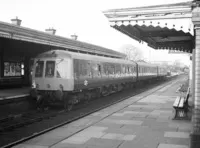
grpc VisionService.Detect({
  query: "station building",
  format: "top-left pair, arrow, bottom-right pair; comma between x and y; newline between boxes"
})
0,18 -> 125,87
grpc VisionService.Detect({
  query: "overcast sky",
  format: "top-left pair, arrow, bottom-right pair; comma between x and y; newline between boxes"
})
0,0 -> 192,66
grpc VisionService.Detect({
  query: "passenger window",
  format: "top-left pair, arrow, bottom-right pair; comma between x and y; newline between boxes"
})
103,63 -> 109,75
92,63 -> 98,77
108,64 -> 115,75
116,64 -> 121,74
87,62 -> 91,76
122,65 -> 125,74
45,61 -> 55,77
98,64 -> 101,75
79,60 -> 87,76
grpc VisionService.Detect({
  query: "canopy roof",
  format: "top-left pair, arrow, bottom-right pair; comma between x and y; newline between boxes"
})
103,1 -> 194,53
0,21 -> 125,58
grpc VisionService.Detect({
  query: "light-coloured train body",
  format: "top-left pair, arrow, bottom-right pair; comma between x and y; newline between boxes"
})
31,50 -> 167,110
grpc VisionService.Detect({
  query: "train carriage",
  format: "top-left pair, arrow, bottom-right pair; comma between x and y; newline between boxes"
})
31,49 -> 168,111
31,50 -> 138,110
136,62 -> 158,81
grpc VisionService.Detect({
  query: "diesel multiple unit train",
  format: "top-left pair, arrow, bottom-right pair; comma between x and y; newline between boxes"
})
31,49 -> 167,110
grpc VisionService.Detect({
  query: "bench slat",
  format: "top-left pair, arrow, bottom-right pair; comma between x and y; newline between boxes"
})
173,97 -> 181,107
178,97 -> 184,108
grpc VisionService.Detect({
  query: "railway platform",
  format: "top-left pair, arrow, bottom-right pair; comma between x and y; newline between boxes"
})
0,87 -> 30,102
0,87 -> 31,117
13,77 -> 191,148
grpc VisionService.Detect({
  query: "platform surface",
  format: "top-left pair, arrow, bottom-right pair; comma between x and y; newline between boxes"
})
14,77 -> 191,148
0,87 -> 30,100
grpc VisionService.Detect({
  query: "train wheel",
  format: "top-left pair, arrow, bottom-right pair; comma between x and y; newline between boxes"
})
63,92 -> 70,111
101,86 -> 108,97
96,88 -> 101,98
67,104 -> 74,111
85,92 -> 92,104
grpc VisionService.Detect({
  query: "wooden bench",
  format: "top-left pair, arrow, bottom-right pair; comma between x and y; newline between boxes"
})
173,87 -> 190,120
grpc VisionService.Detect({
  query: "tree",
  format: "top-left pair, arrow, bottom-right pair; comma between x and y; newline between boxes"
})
120,44 -> 143,61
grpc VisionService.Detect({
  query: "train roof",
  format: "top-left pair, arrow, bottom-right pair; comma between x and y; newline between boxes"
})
35,50 -> 137,65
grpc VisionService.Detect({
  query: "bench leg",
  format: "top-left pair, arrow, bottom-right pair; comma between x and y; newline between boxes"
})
178,110 -> 185,118
173,108 -> 178,120
173,109 -> 188,120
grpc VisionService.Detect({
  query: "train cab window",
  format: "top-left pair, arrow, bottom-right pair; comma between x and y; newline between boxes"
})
45,61 -> 55,77
56,60 -> 68,78
35,61 -> 44,77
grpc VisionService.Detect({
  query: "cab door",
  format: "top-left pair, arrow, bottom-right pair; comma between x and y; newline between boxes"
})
73,59 -> 79,90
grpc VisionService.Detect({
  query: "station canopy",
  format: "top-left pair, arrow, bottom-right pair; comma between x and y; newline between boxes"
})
103,1 -> 194,53
0,20 -> 125,58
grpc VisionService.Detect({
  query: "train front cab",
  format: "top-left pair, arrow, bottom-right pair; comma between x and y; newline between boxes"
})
31,52 -> 74,104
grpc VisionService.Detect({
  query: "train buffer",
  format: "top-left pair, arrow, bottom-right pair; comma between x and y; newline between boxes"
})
173,87 -> 190,120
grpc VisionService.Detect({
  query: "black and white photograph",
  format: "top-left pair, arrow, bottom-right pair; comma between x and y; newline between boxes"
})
0,0 -> 198,148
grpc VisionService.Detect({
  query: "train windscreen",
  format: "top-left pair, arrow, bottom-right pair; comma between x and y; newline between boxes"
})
45,61 -> 55,77
56,59 -> 68,78
35,61 -> 44,77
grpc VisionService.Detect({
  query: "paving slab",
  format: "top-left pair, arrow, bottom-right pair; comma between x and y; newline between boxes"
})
158,143 -> 188,148
13,77 -> 191,148
84,138 -> 123,148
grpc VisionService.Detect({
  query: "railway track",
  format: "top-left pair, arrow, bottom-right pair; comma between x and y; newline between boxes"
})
0,110 -> 64,132
0,76 -> 178,148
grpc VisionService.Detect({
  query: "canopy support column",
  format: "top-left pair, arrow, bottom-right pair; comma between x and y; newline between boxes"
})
192,48 -> 196,107
191,6 -> 200,148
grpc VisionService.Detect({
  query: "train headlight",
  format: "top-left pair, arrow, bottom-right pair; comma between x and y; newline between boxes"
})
47,84 -> 51,88
59,84 -> 64,91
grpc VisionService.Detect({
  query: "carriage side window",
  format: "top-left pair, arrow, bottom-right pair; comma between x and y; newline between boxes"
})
108,63 -> 115,75
45,61 -> 55,77
122,65 -> 126,74
115,64 -> 121,75
91,63 -> 98,77
35,61 -> 44,77
87,62 -> 92,77
80,60 -> 87,76
103,63 -> 108,75
98,64 -> 101,75
127,66 -> 130,73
